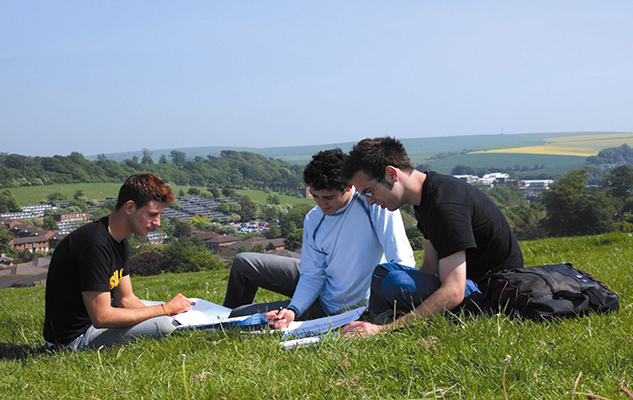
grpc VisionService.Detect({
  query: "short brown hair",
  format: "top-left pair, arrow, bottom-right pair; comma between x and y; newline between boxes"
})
115,173 -> 175,210
344,136 -> 414,181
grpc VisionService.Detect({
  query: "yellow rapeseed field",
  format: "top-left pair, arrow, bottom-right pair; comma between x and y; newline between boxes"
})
473,133 -> 633,157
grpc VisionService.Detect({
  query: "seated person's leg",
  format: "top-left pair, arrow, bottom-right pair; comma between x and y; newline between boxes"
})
380,267 -> 441,314
372,265 -> 481,322
369,263 -> 415,316
229,300 -> 290,318
296,300 -> 327,321
78,316 -> 178,350
229,298 -> 328,320
223,253 -> 300,309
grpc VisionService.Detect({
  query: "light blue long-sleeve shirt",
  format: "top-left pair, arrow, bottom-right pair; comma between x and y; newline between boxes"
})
288,191 -> 415,316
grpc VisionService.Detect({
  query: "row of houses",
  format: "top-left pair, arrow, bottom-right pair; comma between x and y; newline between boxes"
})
0,217 -> 65,253
195,230 -> 286,253
0,257 -> 50,289
453,173 -> 553,200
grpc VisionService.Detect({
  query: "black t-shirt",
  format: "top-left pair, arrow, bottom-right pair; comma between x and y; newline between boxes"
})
43,217 -> 129,345
414,171 -> 523,282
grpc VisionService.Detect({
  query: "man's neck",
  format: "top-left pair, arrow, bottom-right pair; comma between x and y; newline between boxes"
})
404,170 -> 427,207
339,189 -> 354,208
107,211 -> 131,243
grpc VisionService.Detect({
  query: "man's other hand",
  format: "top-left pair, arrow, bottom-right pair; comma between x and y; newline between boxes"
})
341,321 -> 386,337
163,293 -> 194,316
264,308 -> 295,329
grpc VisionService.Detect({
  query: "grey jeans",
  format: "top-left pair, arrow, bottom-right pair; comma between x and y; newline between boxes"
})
223,252 -> 327,320
48,313 -> 178,351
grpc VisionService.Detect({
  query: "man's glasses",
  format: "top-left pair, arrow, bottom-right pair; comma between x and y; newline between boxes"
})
362,176 -> 383,198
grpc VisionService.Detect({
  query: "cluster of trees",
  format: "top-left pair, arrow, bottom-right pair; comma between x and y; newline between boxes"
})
0,190 -> 20,213
586,144 -> 633,165
0,149 -> 304,190
497,165 -> 633,240
127,235 -> 224,276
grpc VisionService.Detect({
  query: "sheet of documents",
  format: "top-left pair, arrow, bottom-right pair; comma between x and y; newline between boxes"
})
173,298 -> 232,327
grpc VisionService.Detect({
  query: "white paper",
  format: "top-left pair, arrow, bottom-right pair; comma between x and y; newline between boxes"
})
281,336 -> 321,349
173,298 -> 232,327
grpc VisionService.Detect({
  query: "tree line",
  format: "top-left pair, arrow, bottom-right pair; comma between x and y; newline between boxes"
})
0,149 -> 304,189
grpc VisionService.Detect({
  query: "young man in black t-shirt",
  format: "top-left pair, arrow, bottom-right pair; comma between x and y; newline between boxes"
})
44,174 -> 194,350
341,137 -> 523,336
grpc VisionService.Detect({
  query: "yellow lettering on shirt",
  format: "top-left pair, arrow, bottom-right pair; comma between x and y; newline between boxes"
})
109,268 -> 124,290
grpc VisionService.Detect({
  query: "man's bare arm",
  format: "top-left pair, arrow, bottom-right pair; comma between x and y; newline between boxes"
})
418,240 -> 439,274
112,275 -> 146,309
83,276 -> 194,329
343,250 -> 467,337
390,251 -> 467,326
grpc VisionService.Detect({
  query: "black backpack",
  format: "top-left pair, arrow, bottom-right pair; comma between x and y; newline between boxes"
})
479,263 -> 619,320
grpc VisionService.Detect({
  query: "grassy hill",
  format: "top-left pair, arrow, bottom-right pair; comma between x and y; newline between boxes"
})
428,153 -> 586,175
90,131 -> 627,166
1,232 -> 631,399
8,183 -> 192,206
7,184 -> 312,208
87,131 -> 632,179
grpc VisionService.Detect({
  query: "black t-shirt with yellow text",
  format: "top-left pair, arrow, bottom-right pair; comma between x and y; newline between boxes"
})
43,217 -> 129,345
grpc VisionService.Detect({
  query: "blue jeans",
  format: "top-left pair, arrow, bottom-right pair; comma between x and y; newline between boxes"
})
369,263 -> 480,316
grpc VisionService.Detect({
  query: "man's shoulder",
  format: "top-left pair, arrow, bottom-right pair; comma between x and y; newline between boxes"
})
64,219 -> 110,249
70,219 -> 104,237
303,204 -> 323,223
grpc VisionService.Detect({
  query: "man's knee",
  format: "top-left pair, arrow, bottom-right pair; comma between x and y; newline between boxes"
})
152,316 -> 179,335
229,253 -> 259,279
381,271 -> 413,303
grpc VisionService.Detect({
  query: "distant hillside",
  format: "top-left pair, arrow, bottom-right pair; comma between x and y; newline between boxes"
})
88,131 -> 619,166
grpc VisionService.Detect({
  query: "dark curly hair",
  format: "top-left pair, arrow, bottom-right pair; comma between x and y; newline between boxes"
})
344,136 -> 414,181
303,148 -> 348,192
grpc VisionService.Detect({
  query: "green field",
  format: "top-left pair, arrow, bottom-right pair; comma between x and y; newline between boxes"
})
93,131 -> 624,165
7,183 -> 191,206
429,153 -> 587,175
237,189 -> 314,206
1,232 -> 631,399
6,184 -> 309,208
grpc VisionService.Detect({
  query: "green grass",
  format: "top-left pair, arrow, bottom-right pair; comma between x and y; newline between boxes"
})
429,153 -> 586,175
1,233 -> 632,399
8,183 -> 192,206
237,189 -> 314,206
7,184 -> 308,208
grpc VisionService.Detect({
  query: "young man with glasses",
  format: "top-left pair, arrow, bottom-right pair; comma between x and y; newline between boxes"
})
223,148 -> 415,328
341,137 -> 523,336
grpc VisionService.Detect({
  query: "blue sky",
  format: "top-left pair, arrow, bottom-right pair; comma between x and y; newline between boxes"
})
1,1 -> 632,157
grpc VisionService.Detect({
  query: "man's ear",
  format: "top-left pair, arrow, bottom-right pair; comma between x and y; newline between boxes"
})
123,200 -> 137,216
385,166 -> 399,183
345,183 -> 353,192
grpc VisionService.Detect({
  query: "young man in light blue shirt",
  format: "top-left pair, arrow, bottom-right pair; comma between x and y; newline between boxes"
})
223,148 -> 415,328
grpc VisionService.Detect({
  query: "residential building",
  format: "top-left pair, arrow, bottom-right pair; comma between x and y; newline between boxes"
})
0,256 -> 13,269
204,235 -> 242,251
227,237 -> 285,252
11,236 -> 50,253
0,258 -> 50,289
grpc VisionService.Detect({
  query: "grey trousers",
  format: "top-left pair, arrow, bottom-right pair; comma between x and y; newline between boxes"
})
57,315 -> 178,351
223,252 -> 327,320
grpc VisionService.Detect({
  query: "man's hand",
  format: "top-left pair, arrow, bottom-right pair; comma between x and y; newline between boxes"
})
264,308 -> 295,329
162,293 -> 194,316
341,321 -> 387,337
